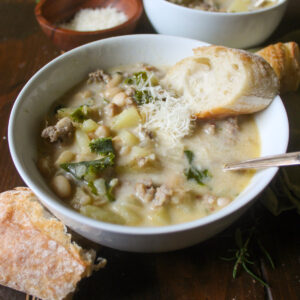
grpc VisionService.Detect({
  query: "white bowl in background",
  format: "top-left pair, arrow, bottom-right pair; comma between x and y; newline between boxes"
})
143,0 -> 288,49
8,34 -> 289,252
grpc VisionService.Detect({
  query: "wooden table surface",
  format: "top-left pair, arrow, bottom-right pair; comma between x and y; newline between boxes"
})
0,1 -> 300,299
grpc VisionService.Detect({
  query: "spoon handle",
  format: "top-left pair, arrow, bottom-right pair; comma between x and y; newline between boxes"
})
224,151 -> 300,171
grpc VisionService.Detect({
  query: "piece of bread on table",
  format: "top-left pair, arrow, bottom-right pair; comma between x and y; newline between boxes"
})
0,187 -> 106,300
163,45 -> 279,119
256,42 -> 300,93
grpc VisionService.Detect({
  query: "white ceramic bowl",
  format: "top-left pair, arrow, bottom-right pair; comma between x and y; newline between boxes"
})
143,0 -> 288,49
8,34 -> 288,252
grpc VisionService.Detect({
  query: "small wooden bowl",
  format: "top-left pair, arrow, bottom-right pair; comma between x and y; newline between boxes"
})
35,0 -> 143,51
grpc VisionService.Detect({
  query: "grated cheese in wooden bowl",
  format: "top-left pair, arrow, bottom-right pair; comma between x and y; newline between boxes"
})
59,7 -> 128,32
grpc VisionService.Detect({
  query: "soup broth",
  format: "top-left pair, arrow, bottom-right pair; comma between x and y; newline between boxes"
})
167,0 -> 278,12
37,63 -> 260,226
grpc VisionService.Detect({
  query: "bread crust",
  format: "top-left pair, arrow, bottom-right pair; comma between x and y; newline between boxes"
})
0,187 -> 105,300
256,42 -> 300,93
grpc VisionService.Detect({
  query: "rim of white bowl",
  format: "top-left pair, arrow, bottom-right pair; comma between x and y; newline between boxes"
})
158,0 -> 288,16
8,34 -> 289,236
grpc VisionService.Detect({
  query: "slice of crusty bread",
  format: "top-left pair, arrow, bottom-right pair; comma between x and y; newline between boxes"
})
0,187 -> 106,300
256,42 -> 300,94
163,45 -> 279,119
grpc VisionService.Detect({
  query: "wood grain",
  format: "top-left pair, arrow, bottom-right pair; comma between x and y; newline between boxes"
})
0,0 -> 299,299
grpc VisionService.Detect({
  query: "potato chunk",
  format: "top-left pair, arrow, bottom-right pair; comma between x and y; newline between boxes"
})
75,129 -> 90,154
82,119 -> 98,133
111,107 -> 141,130
119,130 -> 139,147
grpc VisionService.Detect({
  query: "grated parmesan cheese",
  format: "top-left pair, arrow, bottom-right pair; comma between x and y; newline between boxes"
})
59,7 -> 128,32
138,73 -> 195,145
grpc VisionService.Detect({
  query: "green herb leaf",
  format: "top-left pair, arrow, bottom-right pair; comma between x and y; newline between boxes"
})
258,239 -> 275,270
70,106 -> 89,123
88,178 -> 115,201
105,181 -> 115,202
184,150 -> 194,164
185,167 -> 210,185
220,227 -> 274,287
242,262 -> 269,287
124,71 -> 159,105
125,71 -> 148,86
60,155 -> 114,182
88,181 -> 98,195
89,138 -> 114,155
134,90 -> 153,105
184,149 -> 210,185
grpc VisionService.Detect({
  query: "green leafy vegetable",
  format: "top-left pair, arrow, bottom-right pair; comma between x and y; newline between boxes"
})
185,167 -> 210,186
70,106 -> 89,123
60,155 -> 114,182
124,71 -> 148,86
88,181 -> 98,195
184,150 -> 210,185
88,178 -> 115,202
134,90 -> 154,105
89,138 -> 114,155
105,181 -> 115,202
184,150 -> 194,164
124,71 -> 159,105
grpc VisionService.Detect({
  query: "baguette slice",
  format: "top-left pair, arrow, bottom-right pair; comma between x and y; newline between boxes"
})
0,187 -> 106,300
163,46 -> 279,119
256,42 -> 300,94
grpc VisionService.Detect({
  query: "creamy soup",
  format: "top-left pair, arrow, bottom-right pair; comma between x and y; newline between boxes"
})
37,64 -> 260,226
167,0 -> 278,12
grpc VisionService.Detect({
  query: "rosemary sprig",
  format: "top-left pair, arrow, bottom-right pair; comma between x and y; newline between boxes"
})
221,227 -> 275,287
257,239 -> 275,270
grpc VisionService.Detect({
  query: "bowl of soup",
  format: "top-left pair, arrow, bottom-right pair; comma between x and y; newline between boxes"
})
8,34 -> 289,252
143,0 -> 288,49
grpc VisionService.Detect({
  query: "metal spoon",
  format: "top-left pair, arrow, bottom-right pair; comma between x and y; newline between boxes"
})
223,151 -> 300,171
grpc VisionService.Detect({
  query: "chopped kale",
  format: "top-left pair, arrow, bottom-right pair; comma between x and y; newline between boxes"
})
89,138 -> 114,155
88,181 -> 98,195
105,181 -> 115,202
57,105 -> 89,122
185,167 -> 210,186
124,71 -> 148,86
124,71 -> 159,105
70,106 -> 89,123
88,179 -> 115,202
60,155 -> 114,182
184,150 -> 211,185
184,150 -> 194,164
133,90 -> 154,105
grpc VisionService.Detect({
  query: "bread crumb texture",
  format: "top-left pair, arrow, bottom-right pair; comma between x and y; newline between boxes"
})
163,45 -> 279,119
0,187 -> 101,300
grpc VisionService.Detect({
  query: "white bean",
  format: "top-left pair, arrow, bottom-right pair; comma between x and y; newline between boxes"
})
106,73 -> 123,89
112,92 -> 127,107
37,157 -> 51,176
95,125 -> 110,138
52,175 -> 72,198
104,87 -> 122,99
104,103 -> 120,117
